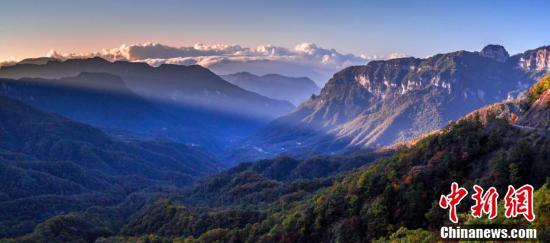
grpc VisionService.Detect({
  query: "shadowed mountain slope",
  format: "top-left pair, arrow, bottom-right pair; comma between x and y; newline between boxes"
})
0,71 -> 285,155
0,57 -> 294,119
0,96 -> 221,237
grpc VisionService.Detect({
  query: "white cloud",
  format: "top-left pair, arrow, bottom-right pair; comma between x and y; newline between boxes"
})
33,42 -> 402,85
360,52 -> 410,60
386,52 -> 410,59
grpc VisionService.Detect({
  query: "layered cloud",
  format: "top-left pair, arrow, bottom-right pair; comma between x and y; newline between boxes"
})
40,42 -> 405,84
360,52 -> 409,60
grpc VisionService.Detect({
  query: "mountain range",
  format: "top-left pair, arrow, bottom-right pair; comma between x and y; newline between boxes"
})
8,75 -> 549,242
2,45 -> 548,164
0,59 -> 297,156
0,72 -> 266,154
221,72 -> 320,105
0,57 -> 294,119
231,45 -> 550,161
0,72 -> 173,132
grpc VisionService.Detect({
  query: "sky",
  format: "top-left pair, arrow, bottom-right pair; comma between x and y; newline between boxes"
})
1,0 -> 549,62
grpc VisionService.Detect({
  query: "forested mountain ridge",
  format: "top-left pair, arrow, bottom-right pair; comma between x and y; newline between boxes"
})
0,96 -> 221,238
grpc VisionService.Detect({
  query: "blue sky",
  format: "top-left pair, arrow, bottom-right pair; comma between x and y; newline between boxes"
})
1,0 -> 548,61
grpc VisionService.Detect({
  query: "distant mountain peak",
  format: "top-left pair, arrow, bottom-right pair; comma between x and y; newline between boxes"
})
262,73 -> 292,78
234,71 -> 258,77
57,56 -> 112,65
221,72 -> 320,105
480,44 -> 510,62
18,57 -> 58,65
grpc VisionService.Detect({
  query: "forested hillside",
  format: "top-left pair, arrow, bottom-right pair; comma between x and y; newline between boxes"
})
9,76 -> 549,242
0,96 -> 221,238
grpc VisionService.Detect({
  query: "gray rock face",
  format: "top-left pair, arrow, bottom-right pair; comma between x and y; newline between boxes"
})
234,45 -> 549,160
513,46 -> 550,74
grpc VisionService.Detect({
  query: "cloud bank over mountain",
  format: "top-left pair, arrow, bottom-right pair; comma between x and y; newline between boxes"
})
38,43 -> 404,85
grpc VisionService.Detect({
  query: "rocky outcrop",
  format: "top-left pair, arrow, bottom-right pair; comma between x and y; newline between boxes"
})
512,45 -> 550,78
233,45 -> 548,160
480,44 -> 510,63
